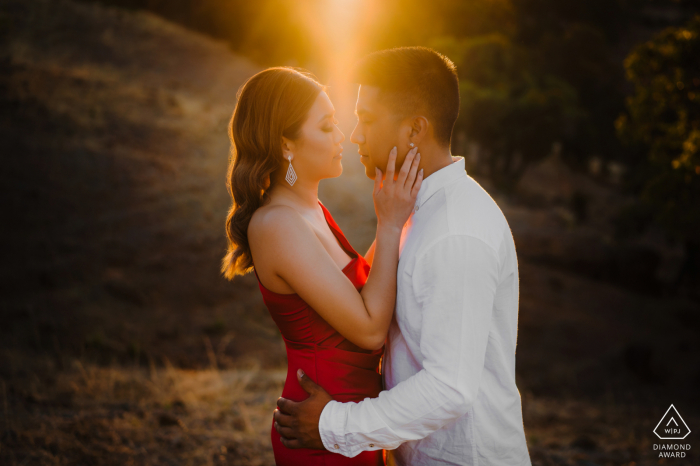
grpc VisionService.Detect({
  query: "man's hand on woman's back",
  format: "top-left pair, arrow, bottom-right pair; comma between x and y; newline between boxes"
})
274,369 -> 331,450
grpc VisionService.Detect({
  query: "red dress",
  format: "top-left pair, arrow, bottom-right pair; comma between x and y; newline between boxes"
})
254,201 -> 385,466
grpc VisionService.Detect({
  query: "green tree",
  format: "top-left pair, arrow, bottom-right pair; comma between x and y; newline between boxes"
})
615,14 -> 700,289
371,0 -> 632,191
432,34 -> 582,193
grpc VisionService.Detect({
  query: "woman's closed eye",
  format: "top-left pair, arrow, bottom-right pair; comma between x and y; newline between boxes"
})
322,118 -> 340,132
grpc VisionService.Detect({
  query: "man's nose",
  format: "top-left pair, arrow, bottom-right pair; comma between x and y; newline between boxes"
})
350,123 -> 363,145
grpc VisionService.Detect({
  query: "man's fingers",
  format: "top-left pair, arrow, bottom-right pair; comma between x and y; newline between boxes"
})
275,421 -> 297,440
396,146 -> 418,186
276,397 -> 299,415
273,408 -> 294,427
384,146 -> 397,183
297,369 -> 321,395
404,151 -> 421,189
280,436 -> 303,449
411,168 -> 424,198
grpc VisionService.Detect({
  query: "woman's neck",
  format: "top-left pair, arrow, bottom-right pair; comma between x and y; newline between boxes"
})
270,175 -> 320,211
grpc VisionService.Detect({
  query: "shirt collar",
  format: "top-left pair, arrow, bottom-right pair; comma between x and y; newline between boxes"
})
415,156 -> 466,209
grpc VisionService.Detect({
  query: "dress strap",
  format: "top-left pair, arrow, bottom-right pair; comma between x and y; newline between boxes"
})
318,201 -> 360,259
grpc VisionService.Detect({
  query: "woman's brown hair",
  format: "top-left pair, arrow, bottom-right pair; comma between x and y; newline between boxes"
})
221,67 -> 324,279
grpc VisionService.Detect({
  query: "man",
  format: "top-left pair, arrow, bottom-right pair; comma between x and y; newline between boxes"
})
273,46 -> 532,465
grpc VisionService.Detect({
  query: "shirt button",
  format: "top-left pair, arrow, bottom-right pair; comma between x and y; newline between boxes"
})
334,444 -> 339,449
415,204 -> 420,212
369,444 -> 374,447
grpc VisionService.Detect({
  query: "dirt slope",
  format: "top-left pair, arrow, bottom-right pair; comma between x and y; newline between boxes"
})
0,0 -> 282,368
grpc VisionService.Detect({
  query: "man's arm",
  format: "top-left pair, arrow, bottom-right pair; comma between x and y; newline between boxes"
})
319,234 -> 499,456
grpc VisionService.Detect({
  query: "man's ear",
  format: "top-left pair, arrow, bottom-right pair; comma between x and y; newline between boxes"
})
408,115 -> 429,146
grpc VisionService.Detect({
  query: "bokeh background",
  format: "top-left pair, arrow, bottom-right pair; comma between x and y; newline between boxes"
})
1,0 -> 699,464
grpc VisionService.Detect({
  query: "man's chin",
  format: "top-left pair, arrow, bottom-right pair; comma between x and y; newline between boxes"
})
359,157 -> 374,179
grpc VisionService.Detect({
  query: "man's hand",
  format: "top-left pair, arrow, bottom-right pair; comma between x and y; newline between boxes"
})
273,369 -> 333,450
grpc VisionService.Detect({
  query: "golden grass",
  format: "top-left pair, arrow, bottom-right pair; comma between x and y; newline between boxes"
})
3,356 -> 285,465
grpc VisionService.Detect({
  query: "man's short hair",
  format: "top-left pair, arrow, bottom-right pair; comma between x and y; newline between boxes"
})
352,46 -> 460,147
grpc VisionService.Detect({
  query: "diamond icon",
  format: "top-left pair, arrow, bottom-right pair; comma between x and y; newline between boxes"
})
653,404 -> 691,439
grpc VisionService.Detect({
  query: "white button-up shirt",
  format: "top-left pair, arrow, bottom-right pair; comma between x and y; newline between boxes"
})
319,156 -> 531,465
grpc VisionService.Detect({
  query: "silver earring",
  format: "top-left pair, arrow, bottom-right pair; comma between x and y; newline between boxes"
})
285,155 -> 297,186
409,142 -> 415,148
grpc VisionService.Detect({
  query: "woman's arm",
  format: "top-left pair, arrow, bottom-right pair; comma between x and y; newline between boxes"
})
253,147 -> 422,351
363,239 -> 376,266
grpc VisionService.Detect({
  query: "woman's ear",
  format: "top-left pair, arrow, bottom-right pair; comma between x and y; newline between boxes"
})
281,137 -> 294,161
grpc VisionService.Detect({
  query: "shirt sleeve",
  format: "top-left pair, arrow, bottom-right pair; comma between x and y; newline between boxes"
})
318,234 -> 500,457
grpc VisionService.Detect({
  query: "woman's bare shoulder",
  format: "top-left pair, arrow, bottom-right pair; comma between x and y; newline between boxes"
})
248,202 -> 328,279
248,203 -> 310,243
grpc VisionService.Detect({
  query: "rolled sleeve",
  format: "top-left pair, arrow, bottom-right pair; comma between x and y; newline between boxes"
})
316,235 -> 500,456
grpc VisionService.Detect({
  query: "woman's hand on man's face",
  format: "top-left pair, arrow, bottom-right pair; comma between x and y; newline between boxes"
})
372,145 -> 423,230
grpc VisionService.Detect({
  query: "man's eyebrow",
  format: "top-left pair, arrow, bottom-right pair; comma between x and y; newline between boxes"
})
355,108 -> 371,117
317,112 -> 335,123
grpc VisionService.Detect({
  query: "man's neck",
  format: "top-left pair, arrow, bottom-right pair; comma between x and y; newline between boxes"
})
417,143 -> 454,179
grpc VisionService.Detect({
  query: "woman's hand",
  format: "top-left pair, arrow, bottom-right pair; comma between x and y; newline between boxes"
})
373,146 -> 423,230
249,145 -> 422,352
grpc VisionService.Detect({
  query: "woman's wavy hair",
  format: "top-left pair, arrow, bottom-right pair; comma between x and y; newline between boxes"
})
221,67 -> 324,279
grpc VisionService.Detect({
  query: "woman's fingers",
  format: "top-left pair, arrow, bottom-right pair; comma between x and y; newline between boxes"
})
396,146 -> 418,186
404,151 -> 421,190
384,146 -> 397,184
410,168 -> 424,198
373,167 -> 382,195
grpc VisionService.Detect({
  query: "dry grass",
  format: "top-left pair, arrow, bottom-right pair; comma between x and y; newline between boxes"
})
3,355 -> 699,465
2,356 -> 285,465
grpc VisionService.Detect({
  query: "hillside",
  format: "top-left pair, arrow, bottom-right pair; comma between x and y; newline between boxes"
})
0,0 -> 282,368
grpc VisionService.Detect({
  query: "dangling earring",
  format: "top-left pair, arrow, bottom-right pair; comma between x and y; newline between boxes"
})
285,155 -> 297,186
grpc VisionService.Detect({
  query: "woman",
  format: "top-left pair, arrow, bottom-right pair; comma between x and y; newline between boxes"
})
221,67 -> 422,466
